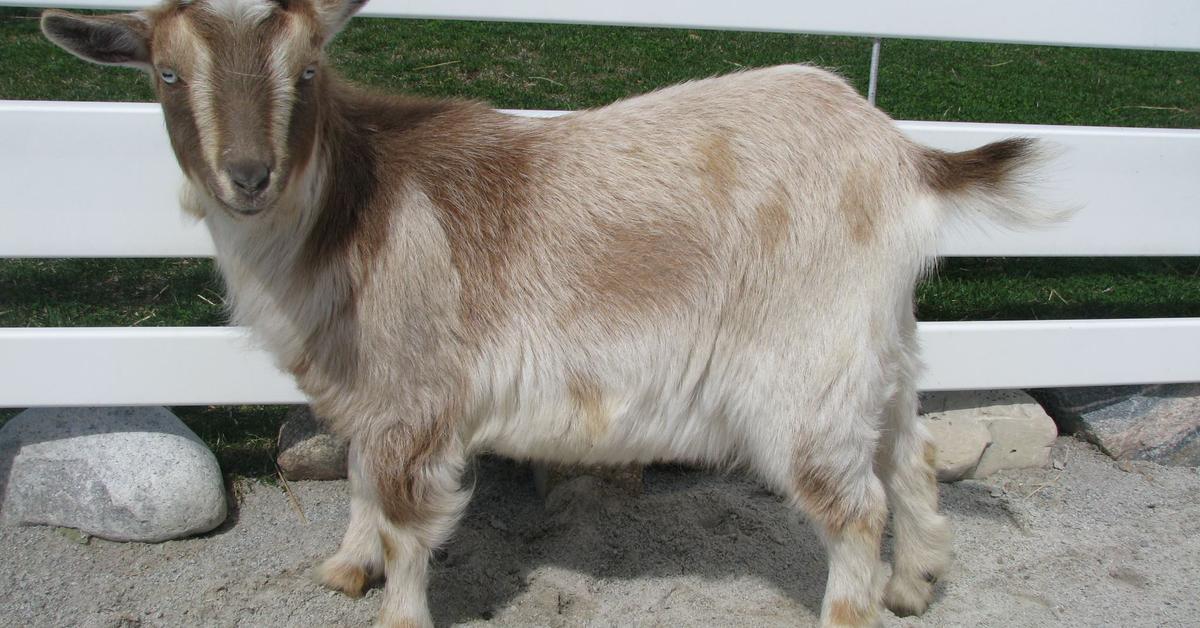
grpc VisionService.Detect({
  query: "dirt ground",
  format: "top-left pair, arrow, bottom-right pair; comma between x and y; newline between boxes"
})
1,436 -> 1198,627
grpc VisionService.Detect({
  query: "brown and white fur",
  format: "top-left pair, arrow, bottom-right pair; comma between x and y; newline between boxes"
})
42,1 -> 1062,625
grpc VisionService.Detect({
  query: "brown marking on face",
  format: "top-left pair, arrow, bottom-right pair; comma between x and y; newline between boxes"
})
838,167 -> 879,244
754,182 -> 792,254
575,217 -> 706,317
829,599 -> 876,627
698,132 -> 738,209
149,0 -> 329,213
200,13 -> 288,159
319,561 -> 367,598
152,9 -> 212,188
157,72 -> 211,185
567,374 -> 609,442
920,137 -> 1037,194
284,62 -> 321,178
372,408 -> 455,528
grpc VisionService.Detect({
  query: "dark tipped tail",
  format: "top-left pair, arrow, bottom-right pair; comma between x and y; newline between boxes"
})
919,138 -> 1070,228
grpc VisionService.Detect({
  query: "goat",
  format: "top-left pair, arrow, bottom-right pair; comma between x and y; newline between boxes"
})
42,0 -> 1060,625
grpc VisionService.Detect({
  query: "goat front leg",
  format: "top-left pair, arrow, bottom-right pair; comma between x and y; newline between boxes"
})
370,420 -> 469,628
318,417 -> 469,626
319,438 -> 385,597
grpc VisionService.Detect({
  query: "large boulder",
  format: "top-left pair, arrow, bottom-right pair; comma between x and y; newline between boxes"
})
0,406 -> 227,542
1032,384 -> 1200,466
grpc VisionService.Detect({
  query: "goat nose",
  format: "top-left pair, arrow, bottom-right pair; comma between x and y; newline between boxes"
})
227,161 -> 271,196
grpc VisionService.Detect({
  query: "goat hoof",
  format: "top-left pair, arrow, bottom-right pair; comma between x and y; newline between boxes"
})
317,558 -> 370,598
884,574 -> 934,617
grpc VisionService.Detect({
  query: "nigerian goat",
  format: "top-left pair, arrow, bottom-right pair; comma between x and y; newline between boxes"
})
42,0 -> 1059,625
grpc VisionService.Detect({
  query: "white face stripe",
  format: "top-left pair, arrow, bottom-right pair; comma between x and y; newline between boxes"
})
179,17 -> 231,198
204,0 -> 276,26
268,11 -> 299,172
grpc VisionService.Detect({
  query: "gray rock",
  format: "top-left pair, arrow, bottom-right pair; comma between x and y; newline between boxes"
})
0,407 -> 227,542
921,390 -> 1057,480
1032,384 -> 1200,466
276,406 -> 348,481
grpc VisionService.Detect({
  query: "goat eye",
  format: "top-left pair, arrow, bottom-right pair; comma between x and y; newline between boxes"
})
300,65 -> 317,80
159,69 -> 179,84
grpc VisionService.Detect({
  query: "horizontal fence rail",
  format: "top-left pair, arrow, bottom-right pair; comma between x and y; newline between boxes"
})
2,101 -> 1198,258
0,0 -> 1197,407
2,319 -> 1199,406
3,0 -> 1198,51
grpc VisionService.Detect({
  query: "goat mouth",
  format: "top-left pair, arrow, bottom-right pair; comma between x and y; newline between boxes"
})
214,194 -> 266,217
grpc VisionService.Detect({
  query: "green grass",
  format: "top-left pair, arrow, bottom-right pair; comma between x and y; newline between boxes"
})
920,258 -> 1200,321
1,9 -> 1197,476
173,405 -> 290,478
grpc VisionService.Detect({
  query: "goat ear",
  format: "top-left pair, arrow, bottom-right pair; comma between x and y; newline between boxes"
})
41,10 -> 153,70
313,0 -> 369,39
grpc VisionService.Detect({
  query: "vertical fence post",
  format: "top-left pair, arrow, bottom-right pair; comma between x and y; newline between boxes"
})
867,38 -> 882,105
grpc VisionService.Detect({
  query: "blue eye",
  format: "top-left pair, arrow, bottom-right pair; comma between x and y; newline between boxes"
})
159,69 -> 178,84
301,65 -> 316,80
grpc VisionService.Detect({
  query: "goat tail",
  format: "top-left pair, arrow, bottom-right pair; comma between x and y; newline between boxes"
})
918,137 -> 1072,229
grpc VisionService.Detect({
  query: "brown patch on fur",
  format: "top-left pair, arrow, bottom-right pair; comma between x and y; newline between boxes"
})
792,461 -> 852,533
372,410 -> 455,527
576,217 -> 706,316
378,530 -> 395,563
829,599 -> 876,627
837,167 -> 880,244
920,137 -> 1037,194
698,132 -> 738,209
849,509 -> 886,546
318,561 -> 368,598
567,374 -> 609,442
300,84 -> 413,274
413,104 -> 541,334
754,182 -> 792,254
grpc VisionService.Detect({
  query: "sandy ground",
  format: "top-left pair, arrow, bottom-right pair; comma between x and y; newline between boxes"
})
1,436 -> 1199,628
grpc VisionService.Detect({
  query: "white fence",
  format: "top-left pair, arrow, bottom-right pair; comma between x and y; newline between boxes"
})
1,0 -> 1198,406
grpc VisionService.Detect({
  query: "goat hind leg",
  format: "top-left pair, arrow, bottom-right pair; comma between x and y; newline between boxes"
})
775,433 -> 888,627
878,379 -> 952,616
808,473 -> 889,628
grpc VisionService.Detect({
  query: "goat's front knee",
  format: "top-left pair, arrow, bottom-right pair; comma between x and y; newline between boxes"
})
362,422 -> 470,627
